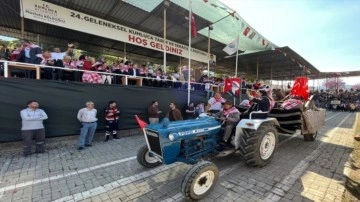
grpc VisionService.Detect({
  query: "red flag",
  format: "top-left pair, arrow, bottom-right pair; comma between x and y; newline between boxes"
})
191,12 -> 197,37
243,27 -> 250,36
135,115 -> 148,129
290,77 -> 309,100
223,78 -> 241,95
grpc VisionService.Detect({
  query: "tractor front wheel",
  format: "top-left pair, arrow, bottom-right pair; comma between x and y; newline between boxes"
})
181,161 -> 219,200
137,145 -> 162,168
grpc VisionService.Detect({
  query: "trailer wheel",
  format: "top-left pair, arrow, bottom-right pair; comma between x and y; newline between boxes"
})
181,161 -> 219,200
303,131 -> 318,141
239,123 -> 278,167
137,145 -> 162,168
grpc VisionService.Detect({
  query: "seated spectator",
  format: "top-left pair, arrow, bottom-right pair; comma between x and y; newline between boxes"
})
99,62 -> 112,84
57,55 -> 77,81
241,88 -> 272,119
82,57 -> 102,84
206,92 -> 226,113
112,60 -> 123,84
39,51 -> 55,80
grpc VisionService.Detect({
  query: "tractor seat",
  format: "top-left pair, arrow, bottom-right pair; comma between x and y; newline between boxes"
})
249,111 -> 269,119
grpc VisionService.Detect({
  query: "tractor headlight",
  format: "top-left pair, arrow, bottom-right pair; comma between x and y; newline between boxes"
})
169,133 -> 177,141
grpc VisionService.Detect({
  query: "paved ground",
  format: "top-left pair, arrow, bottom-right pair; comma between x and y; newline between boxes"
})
0,111 -> 357,202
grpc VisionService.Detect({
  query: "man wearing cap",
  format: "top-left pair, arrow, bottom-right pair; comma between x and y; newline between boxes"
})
216,100 -> 240,145
20,100 -> 48,156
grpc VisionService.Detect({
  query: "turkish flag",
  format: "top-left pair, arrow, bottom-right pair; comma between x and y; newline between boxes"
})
243,27 -> 250,36
224,78 -> 241,96
290,77 -> 309,100
135,115 -> 148,129
191,13 -> 197,37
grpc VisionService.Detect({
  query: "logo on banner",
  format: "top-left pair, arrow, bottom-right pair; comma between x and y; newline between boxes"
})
25,3 -> 65,23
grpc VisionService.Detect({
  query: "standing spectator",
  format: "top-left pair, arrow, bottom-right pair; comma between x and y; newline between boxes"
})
166,103 -> 183,121
206,92 -> 226,113
16,39 -> 43,78
253,80 -> 261,90
77,101 -> 97,150
148,101 -> 162,124
185,102 -> 196,119
104,101 -> 120,142
17,39 -> 42,64
0,45 -> 10,60
20,100 -> 48,157
51,47 -> 66,61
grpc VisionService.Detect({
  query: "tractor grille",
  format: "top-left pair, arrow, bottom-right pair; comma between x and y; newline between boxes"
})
145,129 -> 162,157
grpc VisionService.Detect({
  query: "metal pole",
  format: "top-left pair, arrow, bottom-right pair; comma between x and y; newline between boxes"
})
187,0 -> 192,105
124,43 -> 126,59
207,26 -> 211,77
163,3 -> 167,73
4,61 -> 8,78
21,17 -> 24,39
256,58 -> 259,80
235,34 -> 239,77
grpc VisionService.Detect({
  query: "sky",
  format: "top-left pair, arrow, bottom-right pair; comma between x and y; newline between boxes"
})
220,0 -> 360,76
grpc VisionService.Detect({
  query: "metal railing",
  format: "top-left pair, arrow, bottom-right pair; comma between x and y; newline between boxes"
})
0,60 -> 224,91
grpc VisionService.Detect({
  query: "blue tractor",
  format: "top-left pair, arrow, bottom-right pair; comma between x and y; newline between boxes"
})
135,113 -> 281,200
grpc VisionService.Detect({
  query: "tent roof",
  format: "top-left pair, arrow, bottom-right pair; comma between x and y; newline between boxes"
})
217,46 -> 320,80
0,0 -> 320,80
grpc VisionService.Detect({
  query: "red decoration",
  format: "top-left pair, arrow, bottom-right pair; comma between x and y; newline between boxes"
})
290,77 -> 309,100
135,115 -> 148,129
223,78 -> 241,96
191,12 -> 197,38
243,27 -> 250,36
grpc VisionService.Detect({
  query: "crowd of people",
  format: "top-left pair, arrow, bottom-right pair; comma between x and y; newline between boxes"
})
0,39 -> 228,91
310,89 -> 360,112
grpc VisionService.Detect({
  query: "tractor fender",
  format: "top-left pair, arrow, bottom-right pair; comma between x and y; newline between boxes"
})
237,117 -> 279,131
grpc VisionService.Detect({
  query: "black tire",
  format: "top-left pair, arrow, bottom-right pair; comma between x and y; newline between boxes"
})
239,123 -> 278,167
303,131 -> 318,141
137,145 -> 162,168
181,161 -> 219,200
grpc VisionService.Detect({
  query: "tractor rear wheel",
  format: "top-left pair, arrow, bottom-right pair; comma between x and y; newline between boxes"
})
181,161 -> 219,200
239,123 -> 278,167
137,145 -> 162,168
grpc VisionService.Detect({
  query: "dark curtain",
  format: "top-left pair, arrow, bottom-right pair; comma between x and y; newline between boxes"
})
0,78 -> 207,142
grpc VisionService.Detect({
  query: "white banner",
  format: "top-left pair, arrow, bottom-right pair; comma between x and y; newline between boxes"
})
20,0 -> 212,63
223,38 -> 239,55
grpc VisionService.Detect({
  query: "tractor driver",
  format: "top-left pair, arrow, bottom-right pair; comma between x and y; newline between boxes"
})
215,100 -> 241,145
